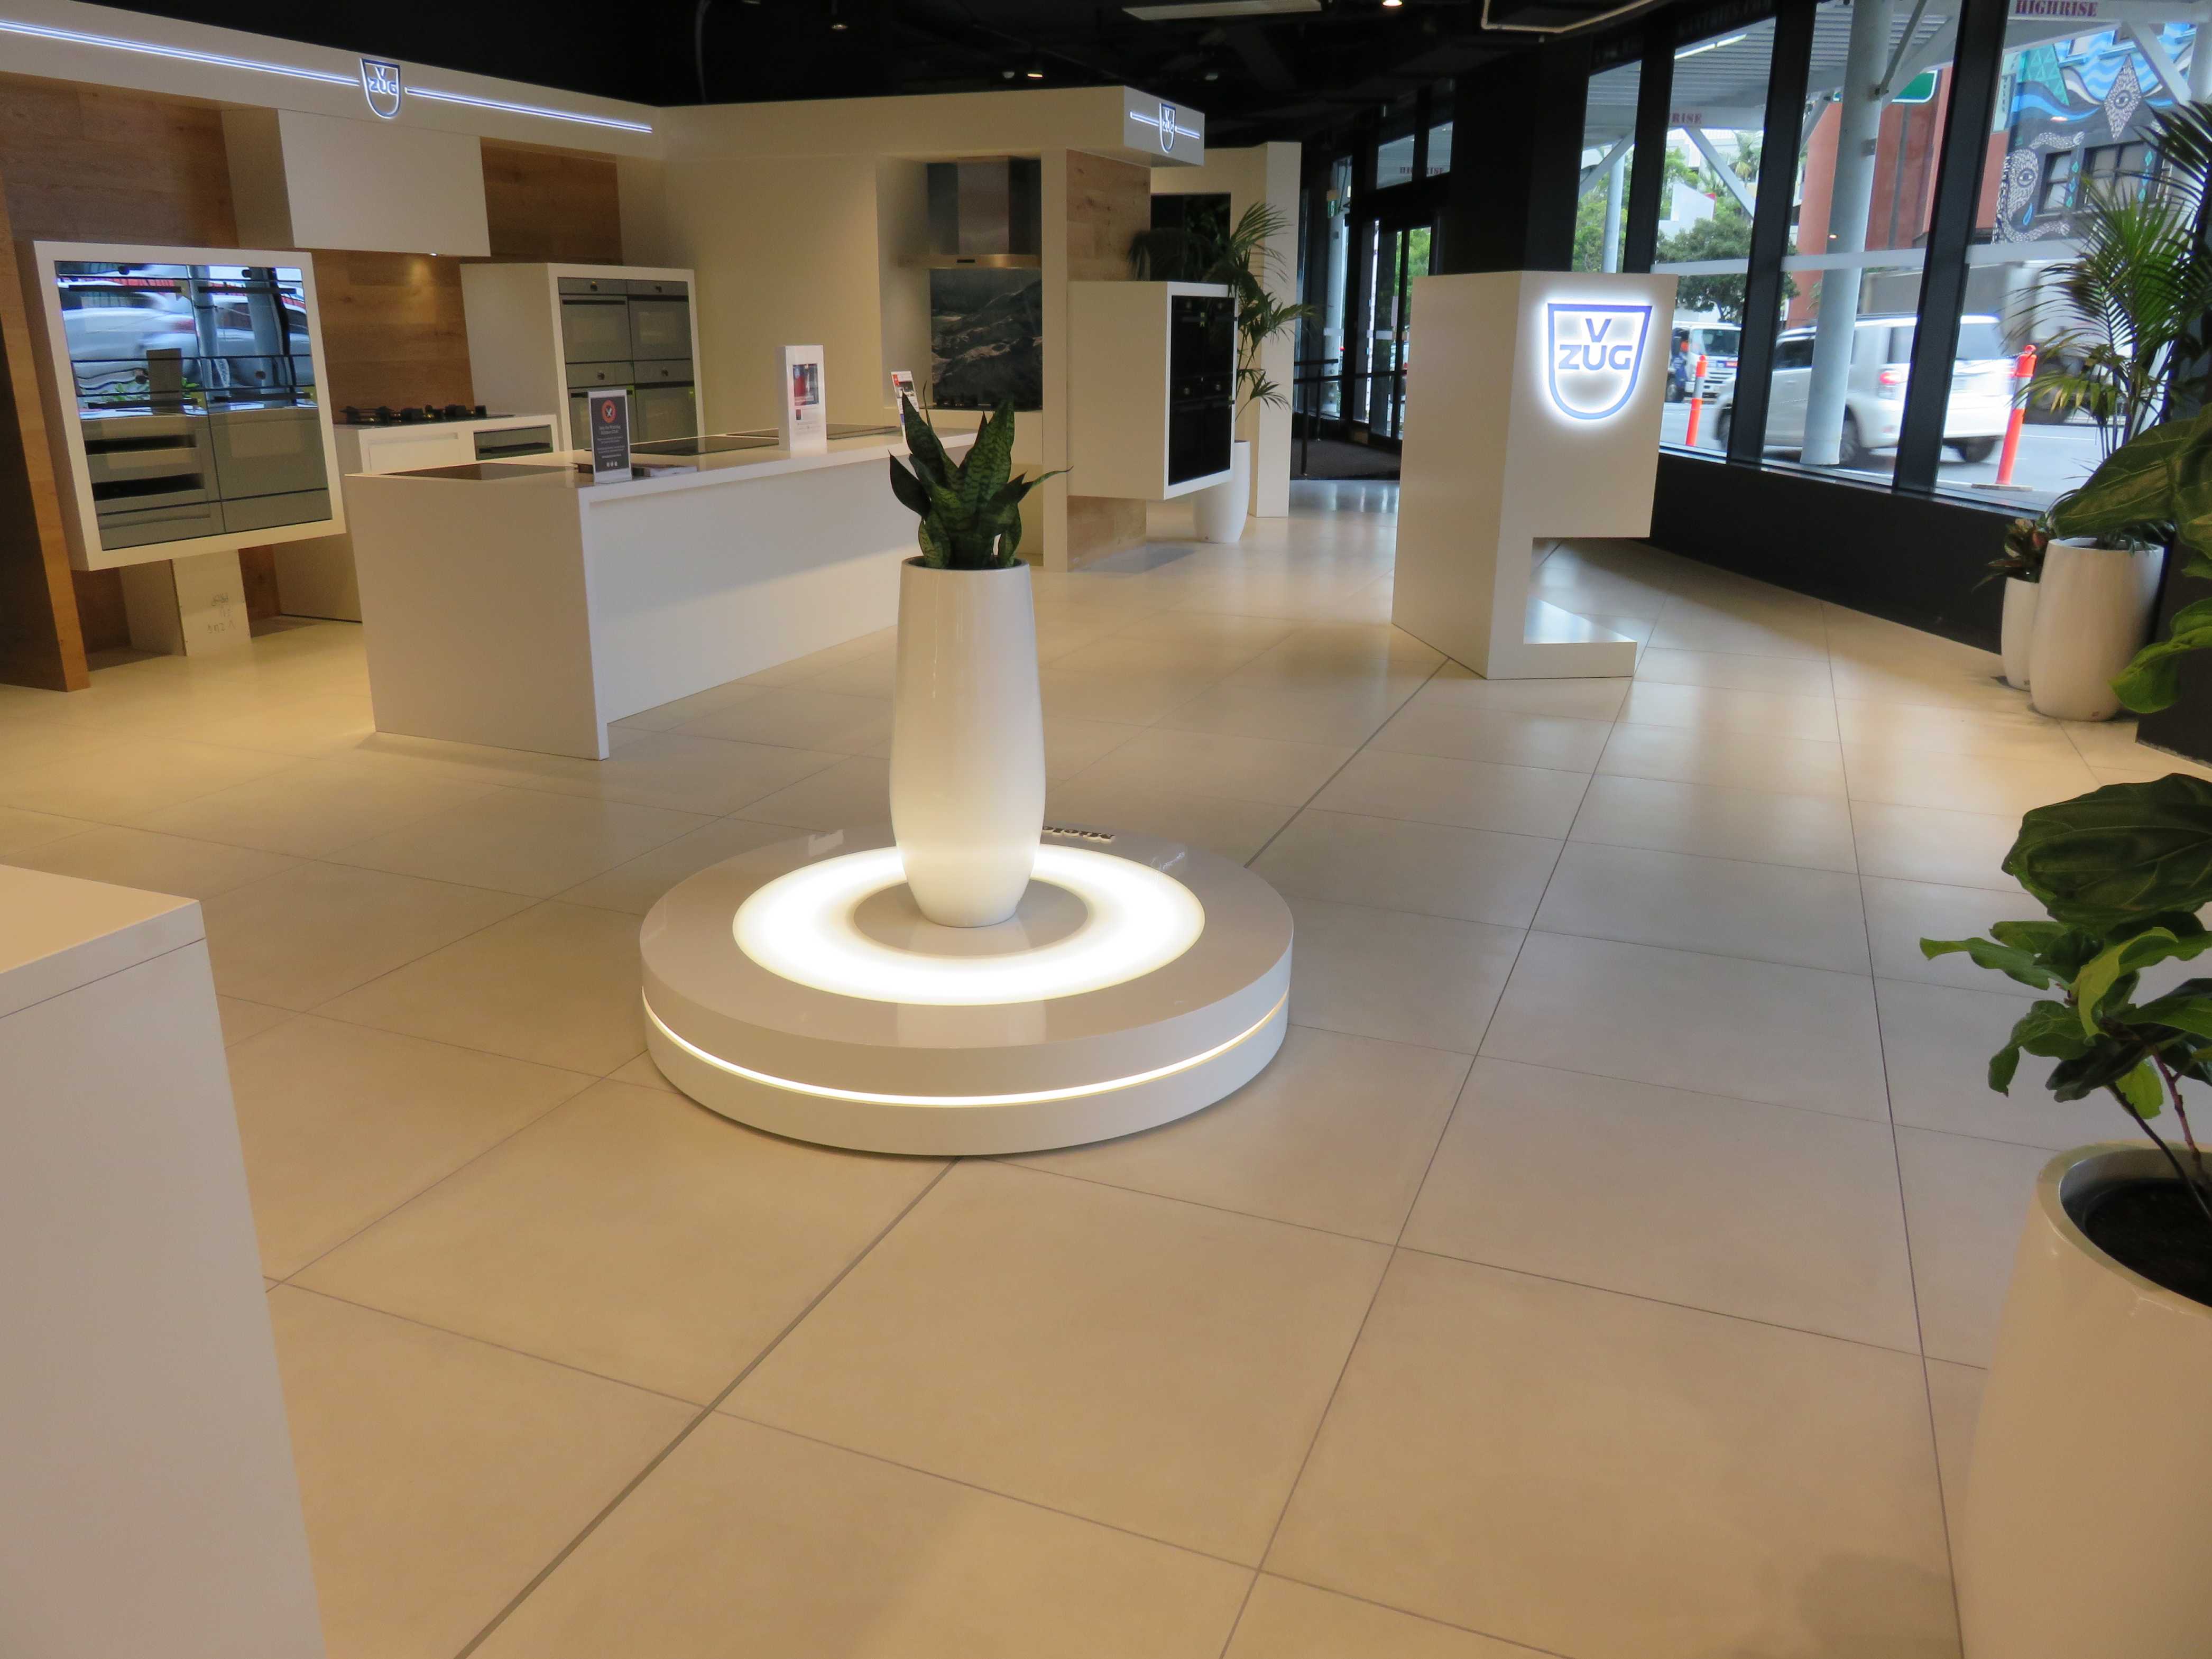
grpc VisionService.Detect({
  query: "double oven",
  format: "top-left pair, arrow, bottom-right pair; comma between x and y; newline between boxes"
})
1166,292 -> 1236,486
559,276 -> 697,445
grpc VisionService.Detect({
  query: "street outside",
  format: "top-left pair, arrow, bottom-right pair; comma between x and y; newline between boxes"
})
1657,397 -> 2110,512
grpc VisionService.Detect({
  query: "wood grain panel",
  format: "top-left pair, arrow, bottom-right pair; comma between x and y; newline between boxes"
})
1065,495 -> 1146,568
311,251 -> 474,411
483,141 -> 623,263
1066,151 -> 1149,283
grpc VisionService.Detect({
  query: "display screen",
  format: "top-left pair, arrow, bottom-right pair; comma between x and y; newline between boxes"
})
929,268 -> 1042,411
54,261 -> 316,413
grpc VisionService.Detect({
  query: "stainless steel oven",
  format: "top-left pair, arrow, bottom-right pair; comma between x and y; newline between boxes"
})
559,291 -> 633,364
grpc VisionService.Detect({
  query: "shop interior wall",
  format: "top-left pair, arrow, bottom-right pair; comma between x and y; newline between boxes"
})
1064,148 -> 1152,565
0,70 -> 622,680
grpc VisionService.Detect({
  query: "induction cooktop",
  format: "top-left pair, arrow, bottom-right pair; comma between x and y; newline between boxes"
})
632,434 -> 782,456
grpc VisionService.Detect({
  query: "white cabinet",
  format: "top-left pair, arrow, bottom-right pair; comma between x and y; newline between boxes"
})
1068,281 -> 1236,500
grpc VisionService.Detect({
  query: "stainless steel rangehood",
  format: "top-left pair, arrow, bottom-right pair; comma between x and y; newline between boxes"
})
920,159 -> 1042,269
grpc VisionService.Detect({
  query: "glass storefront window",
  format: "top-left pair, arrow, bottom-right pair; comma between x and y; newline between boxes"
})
1308,156 -> 1353,422
1426,119 -> 1454,176
1651,20 -> 1774,460
1376,133 -> 1416,189
1575,60 -> 1642,274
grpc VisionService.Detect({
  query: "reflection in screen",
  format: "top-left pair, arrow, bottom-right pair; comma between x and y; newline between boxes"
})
55,261 -> 316,413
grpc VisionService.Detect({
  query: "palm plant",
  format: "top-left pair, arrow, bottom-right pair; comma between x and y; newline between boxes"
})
1130,201 -> 1314,414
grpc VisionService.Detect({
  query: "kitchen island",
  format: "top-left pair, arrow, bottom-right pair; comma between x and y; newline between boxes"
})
344,430 -> 971,759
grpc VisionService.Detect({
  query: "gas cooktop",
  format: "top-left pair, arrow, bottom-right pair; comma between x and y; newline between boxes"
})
338,404 -> 495,426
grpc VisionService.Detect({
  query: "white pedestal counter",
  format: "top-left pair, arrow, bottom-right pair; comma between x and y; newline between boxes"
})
345,431 -> 972,760
0,867 -> 324,1659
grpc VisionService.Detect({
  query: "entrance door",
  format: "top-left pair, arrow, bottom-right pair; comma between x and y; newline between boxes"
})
1348,210 -> 1434,451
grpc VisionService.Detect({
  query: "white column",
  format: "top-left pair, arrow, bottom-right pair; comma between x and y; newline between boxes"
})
1602,147 -> 1627,273
1802,0 -> 1894,467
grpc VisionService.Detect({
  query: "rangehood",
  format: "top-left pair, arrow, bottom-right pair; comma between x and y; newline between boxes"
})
919,158 -> 1043,269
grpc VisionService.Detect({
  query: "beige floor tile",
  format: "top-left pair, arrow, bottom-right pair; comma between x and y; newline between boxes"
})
1016,1026 -> 1469,1240
1267,1253 -> 1957,1659
1837,698 -> 2079,761
2,824 -> 300,899
1569,771 -> 1857,871
269,1286 -> 692,1659
0,804 -> 93,854
1045,780 -> 1296,861
535,729 -> 848,814
231,1015 -> 589,1278
1926,1358 -> 1988,1538
1054,630 -> 1279,683
731,754 -> 891,829
1634,646 -> 1836,695
1535,841 -> 1869,973
1151,681 -> 1412,746
474,1415 -> 1250,1659
1067,727 -> 1354,807
1253,810 -> 1561,927
1040,662 -> 1230,725
1876,979 -> 2091,1148
1418,664 -> 1630,721
1117,608 -> 1304,650
217,994 -> 292,1047
605,1050 -> 677,1091
1406,1058 -> 1920,1349
0,738 -> 302,824
796,642 -> 900,696
1861,876 -> 2047,998
1620,679 -> 1840,741
138,755 -> 496,856
1842,743 -> 2098,817
1485,931 -> 1890,1120
327,788 -> 711,897
1284,895 -> 1523,1052
1225,1577 -> 1549,1658
1645,605 -> 1829,660
675,686 -> 893,752
316,900 -> 646,1073
608,678 -> 764,732
727,1161 -> 1389,1563
200,863 -> 531,1010
1852,799 -> 2027,892
2090,756 -> 2212,785
1897,1126 -> 2054,1366
1311,749 -> 1589,839
300,1080 -> 944,1400
1036,715 -> 1144,778
1599,721 -> 1847,797
554,817 -> 802,914
1369,693 -> 1612,771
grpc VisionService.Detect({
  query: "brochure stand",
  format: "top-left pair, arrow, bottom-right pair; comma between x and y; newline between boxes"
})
781,344 -> 827,455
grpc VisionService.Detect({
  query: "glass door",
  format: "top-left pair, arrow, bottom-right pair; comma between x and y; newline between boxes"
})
1349,211 -> 1434,450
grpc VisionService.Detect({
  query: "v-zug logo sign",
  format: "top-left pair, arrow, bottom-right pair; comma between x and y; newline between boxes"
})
1544,301 -> 1653,421
360,58 -> 403,119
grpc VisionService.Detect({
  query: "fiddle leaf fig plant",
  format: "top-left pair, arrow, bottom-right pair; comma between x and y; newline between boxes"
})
886,395 -> 1062,569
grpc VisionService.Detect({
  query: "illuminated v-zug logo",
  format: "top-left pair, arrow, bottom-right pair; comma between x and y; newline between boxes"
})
1545,301 -> 1653,421
360,58 -> 403,119
1129,102 -> 1202,154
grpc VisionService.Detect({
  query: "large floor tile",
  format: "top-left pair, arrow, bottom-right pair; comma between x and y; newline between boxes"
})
299,1080 -> 944,1401
1861,876 -> 2045,997
1405,1058 -> 1919,1349
2,823 -> 299,899
726,1161 -> 1389,1563
1154,681 -> 1411,746
540,729 -> 847,814
1045,779 -> 1297,861
138,755 -> 495,856
1568,771 -> 1857,871
1838,699 -> 2080,761
1852,800 -> 2026,892
674,685 -> 893,752
1225,1577 -> 1548,1659
1067,726 -> 1353,807
1842,743 -> 2097,817
1926,1358 -> 1987,1539
731,754 -> 891,829
1267,1252 -> 1957,1659
1897,1127 -> 2054,1367
1253,809 -> 1561,927
217,994 -> 292,1047
0,737 -> 301,824
1311,748 -> 1589,839
1283,895 -> 1523,1052
1533,841 -> 1869,972
270,1286 -> 692,1659
317,900 -> 647,1074
327,788 -> 711,897
1415,663 -> 1629,721
1876,979 -> 2086,1148
1620,679 -> 1840,741
474,1416 -> 1250,1659
1634,646 -> 1836,695
0,804 -> 88,854
1599,721 -> 1847,797
232,1016 -> 591,1278
554,816 -> 802,914
200,863 -> 531,1010
1483,932 -> 1890,1119
1369,693 -> 1612,771
1015,1026 -> 1469,1241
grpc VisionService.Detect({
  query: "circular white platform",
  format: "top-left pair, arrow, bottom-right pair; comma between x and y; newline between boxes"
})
639,825 -> 1292,1155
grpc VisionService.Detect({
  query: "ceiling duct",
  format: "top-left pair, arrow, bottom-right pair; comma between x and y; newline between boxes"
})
922,158 -> 1043,269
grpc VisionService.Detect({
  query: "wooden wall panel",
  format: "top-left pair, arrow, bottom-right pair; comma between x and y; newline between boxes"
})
1064,496 -> 1147,570
483,141 -> 623,264
1065,150 -> 1149,283
311,252 -> 474,411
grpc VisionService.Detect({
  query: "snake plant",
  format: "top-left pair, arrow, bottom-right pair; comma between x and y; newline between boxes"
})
886,396 -> 1059,569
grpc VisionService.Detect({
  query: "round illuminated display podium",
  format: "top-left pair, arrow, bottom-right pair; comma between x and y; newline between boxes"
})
640,824 -> 1292,1155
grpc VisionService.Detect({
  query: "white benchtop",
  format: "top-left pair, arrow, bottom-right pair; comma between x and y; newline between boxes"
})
0,865 -> 202,1019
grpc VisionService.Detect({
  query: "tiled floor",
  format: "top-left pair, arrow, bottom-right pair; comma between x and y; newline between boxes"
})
5,480 -> 2188,1657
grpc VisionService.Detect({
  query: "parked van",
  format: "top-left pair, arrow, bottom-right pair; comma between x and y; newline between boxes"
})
1712,314 -> 2013,465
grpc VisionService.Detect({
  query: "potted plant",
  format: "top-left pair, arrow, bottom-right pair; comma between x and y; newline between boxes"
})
1986,511 -> 2050,690
1131,201 -> 1313,544
884,395 -> 1059,926
1921,775 -> 2212,1658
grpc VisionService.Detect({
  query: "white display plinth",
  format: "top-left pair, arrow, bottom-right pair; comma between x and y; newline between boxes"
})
0,867 -> 323,1659
1391,269 -> 1677,679
640,825 -> 1292,1155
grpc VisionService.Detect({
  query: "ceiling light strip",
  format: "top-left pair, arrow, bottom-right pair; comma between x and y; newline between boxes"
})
0,17 -> 653,134
644,990 -> 1286,1108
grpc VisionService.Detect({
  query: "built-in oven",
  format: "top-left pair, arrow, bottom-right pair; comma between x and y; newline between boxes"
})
628,287 -> 690,361
632,380 -> 698,443
559,288 -> 633,365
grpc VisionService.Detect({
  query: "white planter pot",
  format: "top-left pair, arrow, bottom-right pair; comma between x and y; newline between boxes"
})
1190,438 -> 1251,544
2001,576 -> 2038,692
2027,541 -> 2158,721
889,558 -> 1046,927
1957,1144 -> 2212,1659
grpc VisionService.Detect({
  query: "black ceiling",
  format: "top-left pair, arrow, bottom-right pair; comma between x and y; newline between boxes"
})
102,0 -> 1653,146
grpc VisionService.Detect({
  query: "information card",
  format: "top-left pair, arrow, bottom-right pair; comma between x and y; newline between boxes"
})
889,368 -> 916,413
782,344 -> 828,454
587,388 -> 632,483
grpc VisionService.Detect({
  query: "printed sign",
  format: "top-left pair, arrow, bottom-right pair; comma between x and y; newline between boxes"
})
1544,301 -> 1654,422
781,344 -> 828,454
2010,0 -> 2101,17
588,388 -> 632,482
360,58 -> 403,119
890,368 -> 916,411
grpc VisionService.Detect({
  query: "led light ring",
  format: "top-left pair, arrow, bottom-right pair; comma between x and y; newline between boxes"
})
732,844 -> 1205,1007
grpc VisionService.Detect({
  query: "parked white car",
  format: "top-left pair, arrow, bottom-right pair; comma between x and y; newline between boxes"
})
1714,314 -> 2013,466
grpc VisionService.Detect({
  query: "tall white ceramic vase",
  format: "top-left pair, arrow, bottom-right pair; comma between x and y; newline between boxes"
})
2000,576 -> 2038,692
2028,541 -> 2158,722
890,558 -> 1046,927
1956,1145 -> 2212,1658
1191,438 -> 1252,544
